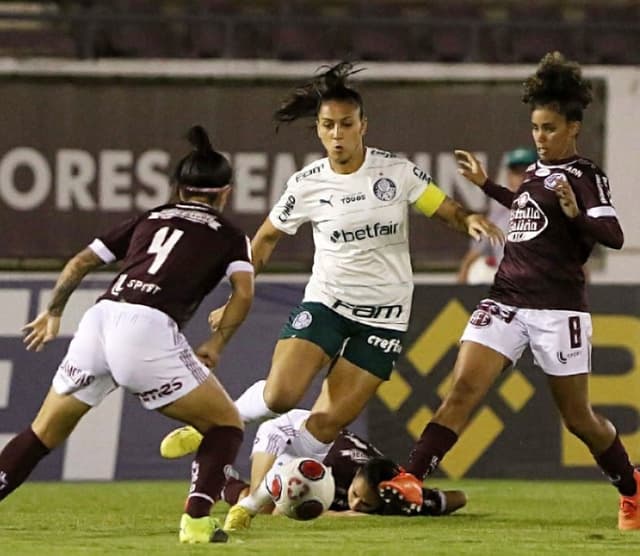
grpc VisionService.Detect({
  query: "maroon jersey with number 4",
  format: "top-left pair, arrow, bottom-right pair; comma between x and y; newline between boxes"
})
92,201 -> 252,327
486,156 -> 621,311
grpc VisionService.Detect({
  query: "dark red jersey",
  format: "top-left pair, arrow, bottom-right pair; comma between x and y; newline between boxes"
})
486,156 -> 621,311
93,201 -> 252,327
324,430 -> 446,515
324,430 -> 384,511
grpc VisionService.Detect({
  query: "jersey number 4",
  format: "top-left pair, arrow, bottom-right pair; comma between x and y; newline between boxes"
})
147,227 -> 184,274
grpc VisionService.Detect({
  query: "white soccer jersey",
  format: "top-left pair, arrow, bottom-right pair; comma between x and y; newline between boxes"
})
269,147 -> 435,331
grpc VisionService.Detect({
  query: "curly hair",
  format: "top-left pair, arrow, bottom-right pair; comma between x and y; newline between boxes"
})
274,61 -> 365,127
522,51 -> 593,121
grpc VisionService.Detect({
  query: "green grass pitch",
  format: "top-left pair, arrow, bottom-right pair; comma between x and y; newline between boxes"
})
0,479 -> 635,555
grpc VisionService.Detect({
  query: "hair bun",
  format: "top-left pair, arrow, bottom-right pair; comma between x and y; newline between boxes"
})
187,125 -> 213,154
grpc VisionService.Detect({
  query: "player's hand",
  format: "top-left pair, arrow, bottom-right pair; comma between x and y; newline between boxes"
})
207,304 -> 227,331
454,150 -> 488,187
465,214 -> 505,245
195,340 -> 221,370
22,310 -> 61,351
551,175 -> 580,218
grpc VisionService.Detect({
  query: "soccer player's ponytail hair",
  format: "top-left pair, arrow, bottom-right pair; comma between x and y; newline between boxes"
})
174,125 -> 232,193
522,51 -> 593,122
274,61 -> 365,127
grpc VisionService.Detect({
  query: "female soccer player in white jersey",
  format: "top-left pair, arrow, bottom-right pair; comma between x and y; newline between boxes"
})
162,63 -> 503,525
380,52 -> 640,531
0,126 -> 255,544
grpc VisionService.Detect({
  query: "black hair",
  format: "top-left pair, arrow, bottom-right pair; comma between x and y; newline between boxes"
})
522,51 -> 593,122
274,61 -> 365,127
356,457 -> 402,511
173,125 -> 232,194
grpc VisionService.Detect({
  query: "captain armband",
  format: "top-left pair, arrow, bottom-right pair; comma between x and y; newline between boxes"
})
414,183 -> 446,217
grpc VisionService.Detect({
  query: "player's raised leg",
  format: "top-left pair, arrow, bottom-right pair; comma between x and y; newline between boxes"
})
160,379 -> 276,459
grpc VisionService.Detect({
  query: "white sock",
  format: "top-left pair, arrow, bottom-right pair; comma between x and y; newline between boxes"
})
240,453 -> 295,515
288,420 -> 333,462
238,480 -> 271,516
234,380 -> 278,424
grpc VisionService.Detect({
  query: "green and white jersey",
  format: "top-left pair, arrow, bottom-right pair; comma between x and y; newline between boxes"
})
269,147 -> 436,331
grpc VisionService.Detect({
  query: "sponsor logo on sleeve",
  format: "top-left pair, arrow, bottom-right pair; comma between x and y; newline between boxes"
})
278,195 -> 296,223
412,166 -> 430,182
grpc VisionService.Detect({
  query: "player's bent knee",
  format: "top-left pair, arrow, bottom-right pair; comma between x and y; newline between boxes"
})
306,412 -> 344,441
263,387 -> 298,415
563,414 -> 597,440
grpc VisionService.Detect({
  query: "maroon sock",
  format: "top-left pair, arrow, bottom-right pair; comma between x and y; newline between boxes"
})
0,427 -> 50,501
406,422 -> 458,481
221,476 -> 250,505
184,425 -> 243,518
594,435 -> 637,496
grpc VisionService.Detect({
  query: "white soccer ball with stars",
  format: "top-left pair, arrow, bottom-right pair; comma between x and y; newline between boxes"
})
266,457 -> 335,520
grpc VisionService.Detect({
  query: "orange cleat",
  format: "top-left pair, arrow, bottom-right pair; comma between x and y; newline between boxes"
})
378,472 -> 424,515
618,469 -> 640,530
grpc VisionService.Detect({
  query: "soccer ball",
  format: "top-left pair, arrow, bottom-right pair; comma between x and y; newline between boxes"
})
266,457 -> 335,521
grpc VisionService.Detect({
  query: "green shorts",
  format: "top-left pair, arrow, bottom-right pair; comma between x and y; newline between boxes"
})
279,302 -> 405,380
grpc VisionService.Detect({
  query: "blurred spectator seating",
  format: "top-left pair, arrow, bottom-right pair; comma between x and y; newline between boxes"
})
272,2 -> 329,61
507,4 -> 575,63
416,2 -> 483,62
104,0 -> 179,58
0,1 -> 76,57
0,0 -> 639,64
583,3 -> 640,64
348,1 -> 410,61
186,0 -> 235,58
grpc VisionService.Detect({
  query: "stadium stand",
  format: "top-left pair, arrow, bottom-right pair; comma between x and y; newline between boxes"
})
0,0 -> 638,64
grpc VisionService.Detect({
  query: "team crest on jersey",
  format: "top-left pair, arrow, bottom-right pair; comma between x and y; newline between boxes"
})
373,178 -> 397,201
291,310 -> 313,330
543,173 -> 565,190
508,192 -> 548,242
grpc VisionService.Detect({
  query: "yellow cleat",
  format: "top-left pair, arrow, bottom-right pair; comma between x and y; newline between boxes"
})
179,513 -> 228,544
223,504 -> 253,532
160,426 -> 203,459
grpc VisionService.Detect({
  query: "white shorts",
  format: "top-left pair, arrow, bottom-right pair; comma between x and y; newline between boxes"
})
52,300 -> 210,410
251,409 -> 310,458
460,298 -> 592,376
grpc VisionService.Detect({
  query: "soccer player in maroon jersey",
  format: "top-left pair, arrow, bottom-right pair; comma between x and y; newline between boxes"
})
216,409 -> 466,520
0,126 -> 255,543
380,52 -> 639,530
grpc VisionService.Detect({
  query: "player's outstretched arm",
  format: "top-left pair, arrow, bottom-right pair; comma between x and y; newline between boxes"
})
22,247 -> 103,351
197,270 -> 254,368
454,150 -> 487,187
250,218 -> 284,276
433,197 -> 504,246
209,218 -> 284,331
